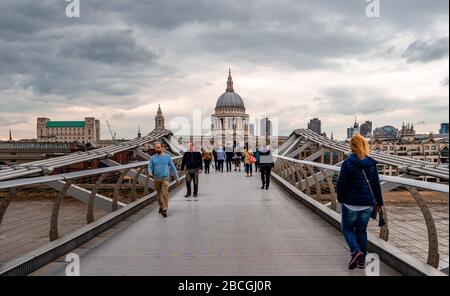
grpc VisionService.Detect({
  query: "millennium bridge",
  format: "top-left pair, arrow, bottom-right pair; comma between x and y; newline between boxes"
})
0,129 -> 448,276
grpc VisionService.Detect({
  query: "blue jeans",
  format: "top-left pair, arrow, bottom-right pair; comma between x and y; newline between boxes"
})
341,205 -> 373,261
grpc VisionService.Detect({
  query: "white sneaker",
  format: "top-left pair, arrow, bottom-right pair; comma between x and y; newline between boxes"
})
194,196 -> 198,201
188,197 -> 192,201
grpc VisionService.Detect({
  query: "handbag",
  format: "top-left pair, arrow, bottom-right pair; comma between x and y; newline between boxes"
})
249,155 -> 256,164
362,169 -> 385,227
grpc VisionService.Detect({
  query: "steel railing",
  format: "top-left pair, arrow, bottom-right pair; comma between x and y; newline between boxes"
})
0,156 -> 184,267
273,154 -> 448,269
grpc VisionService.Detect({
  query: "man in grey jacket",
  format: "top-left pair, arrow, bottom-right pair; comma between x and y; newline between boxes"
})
259,142 -> 274,190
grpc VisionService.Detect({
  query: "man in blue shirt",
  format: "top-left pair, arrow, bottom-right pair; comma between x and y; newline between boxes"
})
148,142 -> 179,217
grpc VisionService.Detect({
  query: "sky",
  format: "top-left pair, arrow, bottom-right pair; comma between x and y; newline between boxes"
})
0,0 -> 448,141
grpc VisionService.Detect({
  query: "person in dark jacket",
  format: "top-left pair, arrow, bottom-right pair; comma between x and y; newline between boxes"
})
337,134 -> 384,270
225,144 -> 234,172
181,143 -> 203,200
212,148 -> 218,171
259,142 -> 274,189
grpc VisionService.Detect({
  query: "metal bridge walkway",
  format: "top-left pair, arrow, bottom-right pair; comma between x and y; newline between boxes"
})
32,171 -> 398,276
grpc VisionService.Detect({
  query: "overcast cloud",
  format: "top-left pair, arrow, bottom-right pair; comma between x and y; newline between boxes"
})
0,0 -> 448,140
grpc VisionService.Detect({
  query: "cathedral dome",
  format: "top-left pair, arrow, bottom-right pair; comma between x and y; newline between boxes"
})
216,92 -> 245,109
215,68 -> 246,112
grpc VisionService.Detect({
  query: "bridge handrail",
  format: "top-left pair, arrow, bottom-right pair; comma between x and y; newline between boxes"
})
0,155 -> 185,275
0,131 -> 172,182
272,154 -> 448,270
0,156 -> 182,190
274,154 -> 449,194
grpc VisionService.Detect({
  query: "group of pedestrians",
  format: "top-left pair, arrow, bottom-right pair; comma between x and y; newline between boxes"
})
203,142 -> 276,190
147,134 -> 384,271
209,145 -> 270,177
147,141 -> 275,218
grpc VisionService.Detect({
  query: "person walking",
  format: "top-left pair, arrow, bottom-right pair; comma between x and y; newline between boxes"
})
147,142 -> 180,218
225,144 -> 234,172
216,146 -> 226,173
259,142 -> 274,190
181,143 -> 203,201
233,152 -> 242,171
337,134 -> 384,270
254,146 -> 261,173
212,147 -> 219,171
202,148 -> 213,174
243,147 -> 254,177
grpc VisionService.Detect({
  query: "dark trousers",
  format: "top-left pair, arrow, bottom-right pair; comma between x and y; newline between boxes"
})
185,170 -> 199,195
214,159 -> 219,171
217,160 -> 224,172
260,165 -> 272,188
255,161 -> 260,172
226,159 -> 233,172
204,160 -> 211,174
245,163 -> 253,175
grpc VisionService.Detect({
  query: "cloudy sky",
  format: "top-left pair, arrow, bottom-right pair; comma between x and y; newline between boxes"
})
0,0 -> 448,141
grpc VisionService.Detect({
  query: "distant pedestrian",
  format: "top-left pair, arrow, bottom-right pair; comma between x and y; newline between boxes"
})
148,142 -> 180,218
254,146 -> 261,172
225,144 -> 234,172
233,152 -> 242,171
259,142 -> 274,190
243,147 -> 255,177
181,143 -> 203,201
215,146 -> 226,172
212,148 -> 218,171
202,148 -> 213,174
337,134 -> 384,270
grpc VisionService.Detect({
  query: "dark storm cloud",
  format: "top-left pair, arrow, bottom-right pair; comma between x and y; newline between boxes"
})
62,29 -> 157,65
319,86 -> 448,116
402,37 -> 449,63
0,0 -> 448,139
0,30 -> 162,100
1,0 -> 447,95
197,23 -> 374,70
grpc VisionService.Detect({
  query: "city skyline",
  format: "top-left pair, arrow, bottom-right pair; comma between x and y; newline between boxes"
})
0,0 -> 448,141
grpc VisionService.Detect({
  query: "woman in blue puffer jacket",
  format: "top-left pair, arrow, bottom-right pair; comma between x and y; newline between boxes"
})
337,134 -> 384,270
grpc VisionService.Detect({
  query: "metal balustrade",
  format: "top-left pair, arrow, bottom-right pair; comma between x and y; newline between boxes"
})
272,154 -> 449,270
0,131 -> 176,181
0,156 -> 184,268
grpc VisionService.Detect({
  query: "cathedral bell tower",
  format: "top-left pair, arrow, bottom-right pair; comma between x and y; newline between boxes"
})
154,104 -> 166,132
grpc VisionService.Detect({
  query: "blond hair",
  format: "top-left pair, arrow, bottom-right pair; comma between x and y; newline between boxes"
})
350,134 -> 370,160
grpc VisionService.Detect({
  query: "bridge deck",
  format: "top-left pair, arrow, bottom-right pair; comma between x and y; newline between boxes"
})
33,170 -> 398,276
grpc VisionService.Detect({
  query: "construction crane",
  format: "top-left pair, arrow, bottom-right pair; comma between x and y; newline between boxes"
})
106,120 -> 117,143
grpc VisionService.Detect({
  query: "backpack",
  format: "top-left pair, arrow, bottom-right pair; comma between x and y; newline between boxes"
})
203,152 -> 212,161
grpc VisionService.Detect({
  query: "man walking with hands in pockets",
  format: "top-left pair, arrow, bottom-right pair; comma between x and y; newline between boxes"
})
181,143 -> 203,201
148,142 -> 180,218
